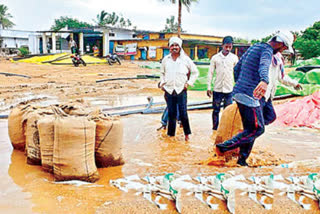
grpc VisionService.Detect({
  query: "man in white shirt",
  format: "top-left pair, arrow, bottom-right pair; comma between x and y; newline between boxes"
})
69,38 -> 77,54
261,51 -> 302,125
207,36 -> 239,130
160,37 -> 199,141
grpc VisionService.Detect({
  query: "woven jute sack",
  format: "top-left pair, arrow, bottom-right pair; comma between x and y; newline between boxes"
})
38,115 -> 55,173
214,103 -> 243,159
53,114 -> 99,182
94,115 -> 124,168
25,111 -> 42,165
8,105 -> 30,151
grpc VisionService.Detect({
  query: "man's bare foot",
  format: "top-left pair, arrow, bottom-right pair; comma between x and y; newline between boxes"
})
185,134 -> 190,141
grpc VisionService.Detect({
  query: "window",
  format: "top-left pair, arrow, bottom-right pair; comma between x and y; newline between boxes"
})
159,33 -> 165,39
109,33 -> 115,37
143,34 -> 149,40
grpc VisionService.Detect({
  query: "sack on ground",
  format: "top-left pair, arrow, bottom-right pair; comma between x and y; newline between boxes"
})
215,103 -> 243,144
8,105 -> 30,151
59,99 -> 94,116
53,116 -> 99,182
25,111 -> 42,165
38,116 -> 55,173
94,115 -> 124,168
215,103 -> 243,158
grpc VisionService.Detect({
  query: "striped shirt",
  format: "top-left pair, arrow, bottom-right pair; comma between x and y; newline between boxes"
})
233,43 -> 273,102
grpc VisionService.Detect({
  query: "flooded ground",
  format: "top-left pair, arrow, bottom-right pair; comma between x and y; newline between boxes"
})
0,59 -> 320,213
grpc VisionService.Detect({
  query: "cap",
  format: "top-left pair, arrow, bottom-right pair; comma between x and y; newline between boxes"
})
222,36 -> 233,45
274,31 -> 294,54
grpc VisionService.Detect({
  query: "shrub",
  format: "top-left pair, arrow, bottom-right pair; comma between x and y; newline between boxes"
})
18,47 -> 29,56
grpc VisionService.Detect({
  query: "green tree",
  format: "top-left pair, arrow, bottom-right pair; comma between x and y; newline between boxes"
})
234,37 -> 249,44
294,21 -> 320,59
51,16 -> 92,31
95,10 -> 109,27
250,34 -> 274,45
94,11 -> 132,28
160,0 -> 199,37
0,4 -> 15,29
161,15 -> 180,33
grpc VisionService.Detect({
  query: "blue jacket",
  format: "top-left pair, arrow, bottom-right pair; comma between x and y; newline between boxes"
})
233,43 -> 273,100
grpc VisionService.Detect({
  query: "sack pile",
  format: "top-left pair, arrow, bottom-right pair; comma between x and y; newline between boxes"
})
8,100 -> 124,182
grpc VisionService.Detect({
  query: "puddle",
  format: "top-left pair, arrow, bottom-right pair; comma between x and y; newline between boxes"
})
84,95 -> 164,109
0,93 -> 59,114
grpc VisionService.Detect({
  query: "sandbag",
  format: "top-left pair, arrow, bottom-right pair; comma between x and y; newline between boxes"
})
53,116 -> 99,182
215,103 -> 243,158
25,111 -> 42,165
94,116 -> 124,168
8,105 -> 30,151
38,116 -> 55,173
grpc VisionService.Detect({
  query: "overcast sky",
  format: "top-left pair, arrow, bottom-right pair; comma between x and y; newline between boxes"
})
2,0 -> 320,40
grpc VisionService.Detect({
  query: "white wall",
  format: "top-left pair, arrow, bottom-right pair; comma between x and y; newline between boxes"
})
109,29 -> 135,40
2,37 -> 28,48
0,29 -> 37,49
28,34 -> 39,54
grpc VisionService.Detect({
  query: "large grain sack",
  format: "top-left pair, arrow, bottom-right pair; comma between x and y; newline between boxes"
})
202,103 -> 243,166
38,116 -> 55,173
8,105 -> 30,151
54,116 -> 99,182
25,111 -> 42,165
59,99 -> 94,116
94,116 -> 124,168
215,103 -> 243,144
215,103 -> 243,159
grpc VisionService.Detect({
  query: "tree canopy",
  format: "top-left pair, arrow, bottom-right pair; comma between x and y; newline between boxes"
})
94,10 -> 132,28
294,21 -> 320,59
160,0 -> 199,37
161,15 -> 182,33
50,16 -> 93,31
0,4 -> 15,29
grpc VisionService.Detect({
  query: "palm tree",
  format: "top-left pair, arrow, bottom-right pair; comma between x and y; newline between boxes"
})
95,10 -> 109,27
0,4 -> 15,29
160,0 -> 199,37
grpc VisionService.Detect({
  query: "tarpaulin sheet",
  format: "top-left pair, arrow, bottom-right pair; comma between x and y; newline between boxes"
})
274,90 -> 320,129
11,53 -> 107,65
12,53 -> 68,64
188,66 -> 214,91
51,55 -> 106,65
291,56 -> 320,68
275,69 -> 320,96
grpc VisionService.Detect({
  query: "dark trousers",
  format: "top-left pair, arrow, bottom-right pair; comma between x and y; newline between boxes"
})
219,102 -> 265,161
165,90 -> 191,136
260,97 -> 276,125
212,91 -> 233,130
161,106 -> 180,126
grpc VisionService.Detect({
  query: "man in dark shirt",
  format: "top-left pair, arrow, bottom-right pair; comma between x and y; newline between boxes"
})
216,31 -> 295,166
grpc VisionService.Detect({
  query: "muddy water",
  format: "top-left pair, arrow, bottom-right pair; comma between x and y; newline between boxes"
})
1,109 -> 320,213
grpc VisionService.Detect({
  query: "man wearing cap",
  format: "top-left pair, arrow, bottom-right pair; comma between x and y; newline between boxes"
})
207,36 -> 239,130
216,31 -> 295,166
262,38 -> 302,126
159,37 -> 199,141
